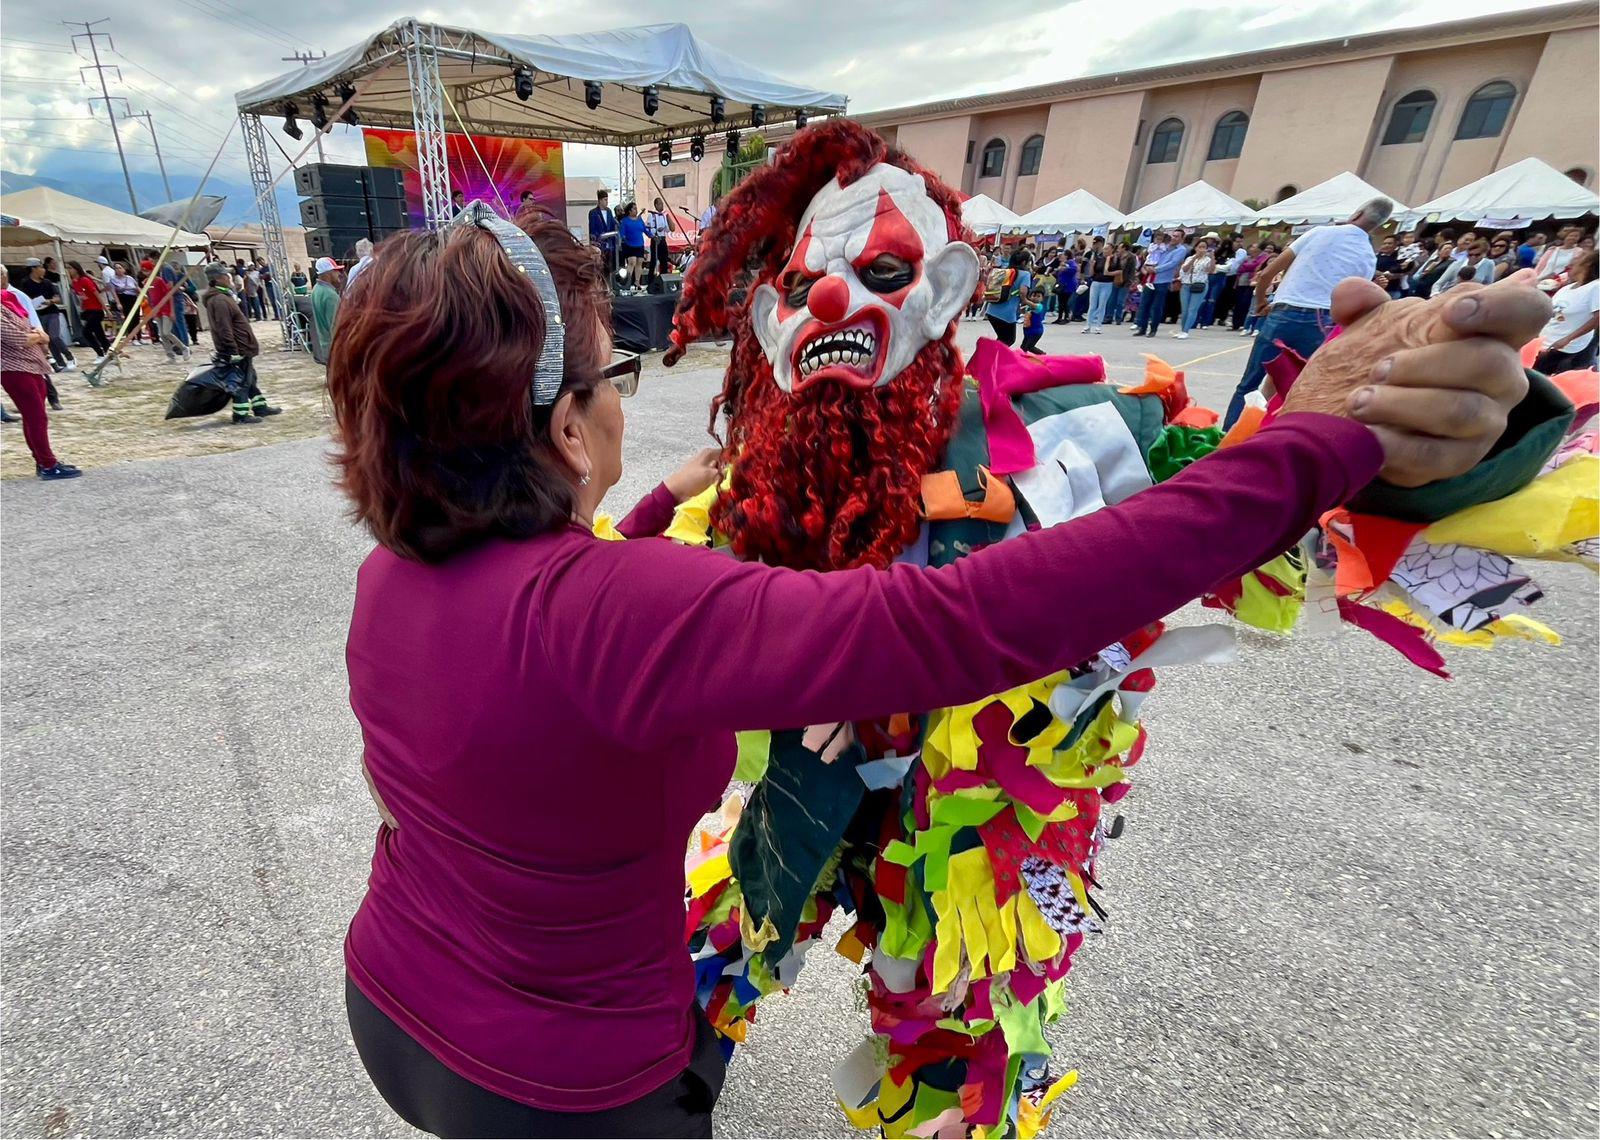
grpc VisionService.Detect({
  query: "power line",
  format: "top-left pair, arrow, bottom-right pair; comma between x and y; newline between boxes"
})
64,18 -> 139,212
175,0 -> 304,52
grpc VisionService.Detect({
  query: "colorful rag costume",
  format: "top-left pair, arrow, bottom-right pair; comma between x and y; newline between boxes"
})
655,121 -> 1594,1138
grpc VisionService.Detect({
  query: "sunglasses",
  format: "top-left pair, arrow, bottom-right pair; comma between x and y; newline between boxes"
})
601,350 -> 642,397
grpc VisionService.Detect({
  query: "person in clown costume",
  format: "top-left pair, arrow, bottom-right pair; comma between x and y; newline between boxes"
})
662,120 -> 1592,1138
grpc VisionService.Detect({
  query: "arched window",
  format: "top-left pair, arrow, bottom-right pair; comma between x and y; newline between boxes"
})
1018,135 -> 1045,177
980,138 -> 1007,179
1565,166 -> 1592,187
1147,118 -> 1183,164
1275,185 -> 1298,203
1381,90 -> 1435,145
1455,81 -> 1516,140
1206,112 -> 1248,161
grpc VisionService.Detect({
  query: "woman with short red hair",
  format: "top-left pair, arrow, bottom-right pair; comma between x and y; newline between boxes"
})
332,204 -> 1537,1138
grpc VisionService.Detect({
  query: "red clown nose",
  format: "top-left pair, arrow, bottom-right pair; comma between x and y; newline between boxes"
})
806,274 -> 851,324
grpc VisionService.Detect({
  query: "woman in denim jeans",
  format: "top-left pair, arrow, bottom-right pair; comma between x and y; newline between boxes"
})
1174,240 -> 1215,338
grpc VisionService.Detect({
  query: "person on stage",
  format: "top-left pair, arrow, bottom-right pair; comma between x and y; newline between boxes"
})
587,188 -> 619,284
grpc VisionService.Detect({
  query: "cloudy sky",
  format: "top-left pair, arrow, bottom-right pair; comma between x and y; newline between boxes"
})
0,0 -> 1558,214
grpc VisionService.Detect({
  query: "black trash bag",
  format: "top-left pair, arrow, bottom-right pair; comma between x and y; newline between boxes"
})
165,358 -> 246,420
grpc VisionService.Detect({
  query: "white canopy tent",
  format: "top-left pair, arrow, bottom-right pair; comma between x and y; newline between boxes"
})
0,186 -> 210,249
233,18 -> 847,350
961,194 -> 1021,235
1120,180 -> 1255,230
235,21 -> 845,148
1253,172 -> 1409,226
1008,188 -> 1125,235
1406,157 -> 1599,225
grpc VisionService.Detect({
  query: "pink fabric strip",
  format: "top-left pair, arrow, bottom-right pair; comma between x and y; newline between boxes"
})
1337,597 -> 1450,678
968,337 -> 1106,475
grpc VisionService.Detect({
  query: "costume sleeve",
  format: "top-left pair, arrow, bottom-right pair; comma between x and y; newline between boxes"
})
536,413 -> 1381,739
615,483 -> 679,539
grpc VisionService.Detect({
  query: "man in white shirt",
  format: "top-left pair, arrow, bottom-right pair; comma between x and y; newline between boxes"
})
643,197 -> 671,282
1223,195 -> 1390,427
345,238 -> 376,291
699,196 -> 719,232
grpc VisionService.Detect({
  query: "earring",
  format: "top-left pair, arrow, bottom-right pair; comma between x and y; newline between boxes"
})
579,472 -> 591,487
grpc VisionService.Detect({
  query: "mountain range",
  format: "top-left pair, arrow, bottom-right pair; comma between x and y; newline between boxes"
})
2,156 -> 304,229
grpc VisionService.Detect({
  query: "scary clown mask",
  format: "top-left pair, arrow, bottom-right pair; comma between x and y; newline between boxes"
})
750,164 -> 980,393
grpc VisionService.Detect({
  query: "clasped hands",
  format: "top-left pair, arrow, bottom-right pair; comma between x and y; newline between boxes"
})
1282,270 -> 1551,487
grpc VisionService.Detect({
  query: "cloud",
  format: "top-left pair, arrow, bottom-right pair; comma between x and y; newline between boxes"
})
0,0 -> 1559,205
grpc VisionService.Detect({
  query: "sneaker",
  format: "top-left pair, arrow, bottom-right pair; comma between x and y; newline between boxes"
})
48,398 -> 63,411
64,360 -> 77,371
252,404 -> 283,417
1081,326 -> 1093,334
232,412 -> 262,425
37,462 -> 82,480
1173,331 -> 1189,339
92,355 -> 106,364
1093,327 -> 1103,334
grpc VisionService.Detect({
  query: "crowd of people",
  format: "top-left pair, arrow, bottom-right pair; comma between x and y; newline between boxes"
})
0,244 -> 299,478
972,210 -> 1598,419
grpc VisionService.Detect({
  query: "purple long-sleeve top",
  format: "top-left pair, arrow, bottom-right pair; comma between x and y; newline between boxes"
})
343,414 -> 1383,1111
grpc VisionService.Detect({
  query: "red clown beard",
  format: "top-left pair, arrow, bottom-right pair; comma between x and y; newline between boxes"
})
713,327 -> 965,572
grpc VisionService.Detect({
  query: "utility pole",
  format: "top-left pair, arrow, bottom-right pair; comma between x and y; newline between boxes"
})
282,50 -> 328,163
66,18 -> 138,213
128,111 -> 172,201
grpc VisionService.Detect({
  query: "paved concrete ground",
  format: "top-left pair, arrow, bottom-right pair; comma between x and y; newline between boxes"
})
2,317 -> 1596,1138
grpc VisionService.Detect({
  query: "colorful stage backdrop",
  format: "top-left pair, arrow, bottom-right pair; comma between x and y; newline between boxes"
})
363,129 -> 565,227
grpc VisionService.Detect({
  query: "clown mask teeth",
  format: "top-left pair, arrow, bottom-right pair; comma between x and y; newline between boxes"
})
796,323 -> 880,386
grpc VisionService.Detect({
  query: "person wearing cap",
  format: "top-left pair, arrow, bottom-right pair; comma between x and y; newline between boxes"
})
311,257 -> 343,365
201,262 -> 281,424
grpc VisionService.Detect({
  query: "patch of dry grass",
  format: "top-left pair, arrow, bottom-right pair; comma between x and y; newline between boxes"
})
1,322 -> 332,479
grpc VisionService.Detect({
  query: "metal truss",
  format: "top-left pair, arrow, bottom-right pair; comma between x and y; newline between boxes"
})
401,19 -> 454,231
240,111 -> 307,352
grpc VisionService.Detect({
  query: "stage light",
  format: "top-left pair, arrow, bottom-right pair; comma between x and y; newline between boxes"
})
750,103 -> 765,128
709,95 -> 725,124
642,85 -> 659,117
658,140 -> 673,167
513,67 -> 534,101
726,129 -> 740,155
311,93 -> 329,131
689,133 -> 705,162
795,108 -> 808,130
336,83 -> 359,125
281,102 -> 303,141
584,80 -> 603,111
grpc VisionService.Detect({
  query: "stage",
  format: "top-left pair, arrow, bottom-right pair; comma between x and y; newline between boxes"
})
611,292 -> 679,353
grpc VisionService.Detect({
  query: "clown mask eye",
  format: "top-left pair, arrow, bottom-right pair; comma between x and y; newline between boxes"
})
859,253 -> 914,294
784,271 -> 818,308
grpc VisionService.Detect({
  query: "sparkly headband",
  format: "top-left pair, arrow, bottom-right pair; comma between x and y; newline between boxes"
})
449,200 -> 565,406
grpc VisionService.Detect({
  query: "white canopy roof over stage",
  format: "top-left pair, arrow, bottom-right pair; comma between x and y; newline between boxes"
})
236,21 -> 848,147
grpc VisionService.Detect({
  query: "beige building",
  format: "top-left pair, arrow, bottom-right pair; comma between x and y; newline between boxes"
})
636,3 -> 1598,219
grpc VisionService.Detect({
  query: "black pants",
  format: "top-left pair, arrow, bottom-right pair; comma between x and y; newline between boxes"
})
346,978 -> 724,1139
1534,343 -> 1596,374
986,315 -> 1017,346
80,310 -> 111,357
1020,330 -> 1044,354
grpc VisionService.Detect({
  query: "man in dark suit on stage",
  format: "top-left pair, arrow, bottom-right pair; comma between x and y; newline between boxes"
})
588,189 -> 618,283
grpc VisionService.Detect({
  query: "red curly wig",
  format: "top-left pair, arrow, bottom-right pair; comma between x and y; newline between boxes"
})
668,118 -> 973,572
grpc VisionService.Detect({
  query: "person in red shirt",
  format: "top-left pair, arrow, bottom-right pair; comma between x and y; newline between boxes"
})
145,262 -> 190,363
66,262 -> 111,360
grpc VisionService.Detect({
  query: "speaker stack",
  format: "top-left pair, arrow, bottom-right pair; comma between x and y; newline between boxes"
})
296,163 -> 409,261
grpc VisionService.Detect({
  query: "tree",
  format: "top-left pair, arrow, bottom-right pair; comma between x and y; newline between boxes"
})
712,133 -> 769,200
